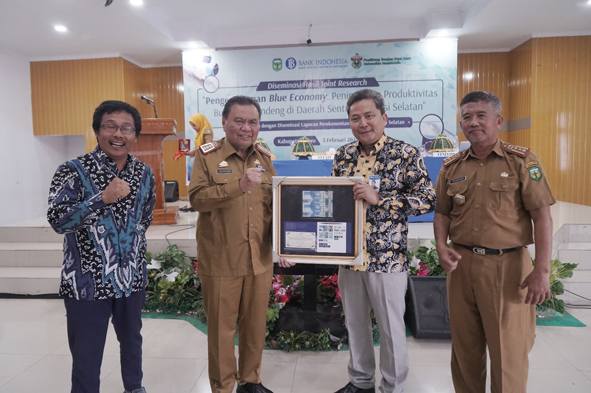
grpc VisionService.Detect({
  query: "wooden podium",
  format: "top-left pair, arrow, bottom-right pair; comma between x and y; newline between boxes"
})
131,118 -> 178,225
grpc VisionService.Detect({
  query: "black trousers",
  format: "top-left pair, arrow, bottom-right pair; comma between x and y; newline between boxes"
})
64,290 -> 146,393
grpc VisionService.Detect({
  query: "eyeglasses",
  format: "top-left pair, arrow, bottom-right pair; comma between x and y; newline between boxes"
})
100,124 -> 136,135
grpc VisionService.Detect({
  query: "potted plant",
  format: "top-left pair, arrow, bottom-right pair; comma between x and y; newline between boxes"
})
405,241 -> 451,339
535,258 -> 578,317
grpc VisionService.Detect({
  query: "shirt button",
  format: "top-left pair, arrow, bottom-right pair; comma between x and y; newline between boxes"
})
249,207 -> 253,211
480,163 -> 484,167
250,223 -> 254,227
477,183 -> 482,187
248,191 -> 251,194
474,228 -> 479,232
250,239 -> 253,242
475,204 -> 480,208
502,185 -> 507,189
224,178 -> 227,181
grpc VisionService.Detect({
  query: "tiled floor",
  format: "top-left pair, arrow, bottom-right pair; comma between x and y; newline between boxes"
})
0,299 -> 589,392
1,200 -> 591,392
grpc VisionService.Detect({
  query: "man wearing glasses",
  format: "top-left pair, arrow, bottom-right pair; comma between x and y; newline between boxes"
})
48,100 -> 155,393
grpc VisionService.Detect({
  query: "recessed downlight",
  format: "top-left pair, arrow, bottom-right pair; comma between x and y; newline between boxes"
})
54,25 -> 67,32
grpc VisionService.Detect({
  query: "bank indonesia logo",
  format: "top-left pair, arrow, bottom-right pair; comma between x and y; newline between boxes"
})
286,57 -> 297,70
272,58 -> 282,71
351,53 -> 363,69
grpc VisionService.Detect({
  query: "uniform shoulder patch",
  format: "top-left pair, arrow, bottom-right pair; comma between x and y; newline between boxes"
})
502,143 -> 530,157
255,143 -> 272,158
199,141 -> 221,155
443,151 -> 464,167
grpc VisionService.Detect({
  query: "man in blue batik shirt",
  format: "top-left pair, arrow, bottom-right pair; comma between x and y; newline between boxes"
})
47,100 -> 155,393
332,89 -> 436,393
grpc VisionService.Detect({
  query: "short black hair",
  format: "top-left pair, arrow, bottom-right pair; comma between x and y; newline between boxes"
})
222,96 -> 262,120
92,100 -> 142,136
459,91 -> 502,116
346,89 -> 386,115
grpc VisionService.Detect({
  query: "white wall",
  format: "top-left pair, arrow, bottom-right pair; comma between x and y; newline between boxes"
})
0,53 -> 84,226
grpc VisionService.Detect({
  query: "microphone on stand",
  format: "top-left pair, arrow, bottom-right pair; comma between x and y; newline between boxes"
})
141,95 -> 158,118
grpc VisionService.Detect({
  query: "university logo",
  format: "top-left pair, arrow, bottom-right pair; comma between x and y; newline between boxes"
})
286,57 -> 297,70
351,53 -> 363,69
272,58 -> 282,71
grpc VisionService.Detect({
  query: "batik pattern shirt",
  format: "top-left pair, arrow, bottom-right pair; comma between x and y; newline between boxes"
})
47,146 -> 156,300
332,134 -> 436,273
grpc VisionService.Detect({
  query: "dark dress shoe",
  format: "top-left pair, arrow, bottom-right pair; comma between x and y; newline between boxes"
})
334,382 -> 375,393
236,382 -> 273,393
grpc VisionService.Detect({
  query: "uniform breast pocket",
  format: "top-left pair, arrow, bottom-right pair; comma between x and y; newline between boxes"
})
446,182 -> 468,212
488,181 -> 521,212
212,174 -> 234,185
259,176 -> 273,202
212,174 -> 239,206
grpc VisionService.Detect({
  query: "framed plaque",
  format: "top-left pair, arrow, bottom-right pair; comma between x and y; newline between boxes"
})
272,176 -> 365,265
178,138 -> 191,152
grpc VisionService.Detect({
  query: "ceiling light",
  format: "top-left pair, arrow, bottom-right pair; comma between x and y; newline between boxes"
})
188,42 -> 198,48
54,25 -> 67,32
463,72 -> 474,81
130,0 -> 143,5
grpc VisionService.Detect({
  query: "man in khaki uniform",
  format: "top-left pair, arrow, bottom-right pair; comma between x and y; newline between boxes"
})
433,91 -> 555,393
188,96 -> 278,393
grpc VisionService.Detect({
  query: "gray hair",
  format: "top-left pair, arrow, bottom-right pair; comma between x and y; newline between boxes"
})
460,91 -> 502,116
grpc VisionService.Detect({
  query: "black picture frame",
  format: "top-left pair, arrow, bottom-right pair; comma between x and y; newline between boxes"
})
272,176 -> 364,265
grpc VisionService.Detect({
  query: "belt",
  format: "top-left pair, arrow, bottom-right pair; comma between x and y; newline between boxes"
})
458,244 -> 524,256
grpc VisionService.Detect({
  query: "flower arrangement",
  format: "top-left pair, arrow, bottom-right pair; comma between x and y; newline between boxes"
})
147,245 -> 452,351
407,240 -> 447,276
317,274 -> 341,304
144,245 -> 204,318
273,329 -> 332,352
271,274 -> 303,307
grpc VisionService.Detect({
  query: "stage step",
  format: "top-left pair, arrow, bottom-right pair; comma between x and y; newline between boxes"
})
146,238 -> 197,259
0,218 -> 198,295
0,267 -> 61,295
0,242 -> 63,267
0,225 -> 63,243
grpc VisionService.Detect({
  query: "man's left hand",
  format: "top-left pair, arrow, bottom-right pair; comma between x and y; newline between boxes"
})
520,269 -> 551,305
353,181 -> 380,205
277,257 -> 295,268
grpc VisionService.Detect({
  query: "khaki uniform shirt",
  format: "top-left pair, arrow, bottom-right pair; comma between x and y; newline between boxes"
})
435,139 -> 555,249
188,138 -> 276,276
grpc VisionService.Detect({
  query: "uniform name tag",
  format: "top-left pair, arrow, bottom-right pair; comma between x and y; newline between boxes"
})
217,169 -> 233,174
451,176 -> 466,184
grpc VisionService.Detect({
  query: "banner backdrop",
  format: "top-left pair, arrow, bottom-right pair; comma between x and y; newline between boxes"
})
183,40 -> 458,176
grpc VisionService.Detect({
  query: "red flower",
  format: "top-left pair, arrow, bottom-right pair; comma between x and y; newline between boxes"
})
275,294 -> 289,303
